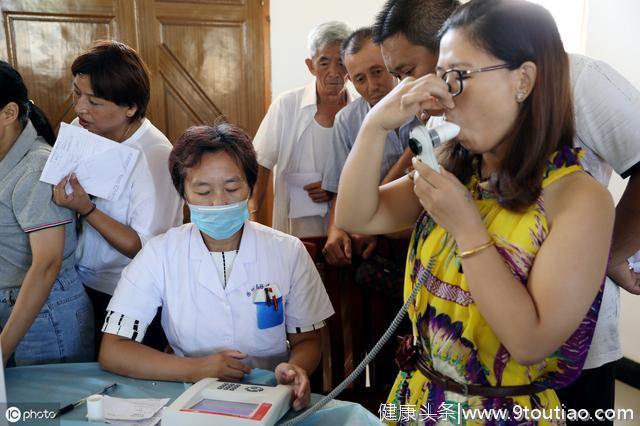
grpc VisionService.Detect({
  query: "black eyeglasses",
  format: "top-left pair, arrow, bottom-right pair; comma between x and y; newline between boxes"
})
440,64 -> 512,97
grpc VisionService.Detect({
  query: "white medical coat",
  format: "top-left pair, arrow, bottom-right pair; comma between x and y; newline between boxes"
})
107,221 -> 334,370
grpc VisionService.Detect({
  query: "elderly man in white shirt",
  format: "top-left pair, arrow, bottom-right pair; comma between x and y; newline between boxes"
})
250,21 -> 355,238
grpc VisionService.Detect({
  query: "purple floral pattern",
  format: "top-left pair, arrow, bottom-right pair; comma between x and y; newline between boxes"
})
387,148 -> 603,425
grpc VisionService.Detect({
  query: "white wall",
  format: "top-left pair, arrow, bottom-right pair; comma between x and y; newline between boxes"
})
269,0 -> 640,362
583,0 -> 640,363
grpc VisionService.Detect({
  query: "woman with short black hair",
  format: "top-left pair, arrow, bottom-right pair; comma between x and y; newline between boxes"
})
53,40 -> 183,353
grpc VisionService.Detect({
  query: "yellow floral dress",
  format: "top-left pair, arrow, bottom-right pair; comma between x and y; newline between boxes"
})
386,148 -> 603,425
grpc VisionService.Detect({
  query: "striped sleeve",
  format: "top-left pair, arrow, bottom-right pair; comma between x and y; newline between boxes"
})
14,170 -> 75,233
23,219 -> 73,233
286,320 -> 326,334
101,310 -> 149,343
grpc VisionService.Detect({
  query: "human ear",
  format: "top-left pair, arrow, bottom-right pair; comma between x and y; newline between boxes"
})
125,104 -> 138,119
0,102 -> 19,125
515,61 -> 537,102
304,58 -> 316,76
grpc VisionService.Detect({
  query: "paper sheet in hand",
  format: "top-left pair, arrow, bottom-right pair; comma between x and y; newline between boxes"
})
286,172 -> 328,219
40,123 -> 139,200
100,395 -> 169,425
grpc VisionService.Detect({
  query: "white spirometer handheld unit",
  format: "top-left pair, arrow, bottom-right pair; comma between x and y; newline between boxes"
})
408,121 -> 460,171
162,378 -> 292,426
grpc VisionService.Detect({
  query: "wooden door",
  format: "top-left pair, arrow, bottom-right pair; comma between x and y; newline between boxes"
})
0,0 -> 271,141
139,0 -> 271,142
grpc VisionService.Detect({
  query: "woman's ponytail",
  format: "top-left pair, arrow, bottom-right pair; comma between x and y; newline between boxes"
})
1,60 -> 56,146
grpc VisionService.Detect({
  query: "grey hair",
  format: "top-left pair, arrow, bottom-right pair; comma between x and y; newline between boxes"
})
307,21 -> 352,58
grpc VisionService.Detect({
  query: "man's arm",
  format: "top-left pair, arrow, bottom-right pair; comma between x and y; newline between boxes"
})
323,199 -> 352,266
381,146 -> 413,185
249,165 -> 271,223
571,56 -> 640,294
608,170 -> 640,294
251,92 -> 286,224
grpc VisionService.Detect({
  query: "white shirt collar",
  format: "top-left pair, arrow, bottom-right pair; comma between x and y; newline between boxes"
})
299,81 -> 358,111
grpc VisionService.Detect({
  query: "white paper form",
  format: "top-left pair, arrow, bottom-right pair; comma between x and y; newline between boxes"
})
40,123 -> 139,201
100,395 -> 169,425
285,172 -> 329,219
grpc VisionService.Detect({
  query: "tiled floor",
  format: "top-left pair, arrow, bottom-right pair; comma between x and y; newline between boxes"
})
614,381 -> 640,425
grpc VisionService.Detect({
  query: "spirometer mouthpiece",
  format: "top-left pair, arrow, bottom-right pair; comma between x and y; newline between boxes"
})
408,122 -> 460,172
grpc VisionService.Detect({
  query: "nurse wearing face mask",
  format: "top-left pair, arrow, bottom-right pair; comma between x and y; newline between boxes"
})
98,123 -> 334,411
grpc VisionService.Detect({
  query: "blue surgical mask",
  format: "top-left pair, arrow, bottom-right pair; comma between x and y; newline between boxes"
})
188,199 -> 249,240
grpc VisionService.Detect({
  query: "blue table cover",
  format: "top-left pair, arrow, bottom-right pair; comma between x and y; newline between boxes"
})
5,363 -> 381,425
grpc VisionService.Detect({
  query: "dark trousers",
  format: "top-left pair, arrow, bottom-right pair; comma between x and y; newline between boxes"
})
359,236 -> 411,390
85,285 -> 168,357
556,361 -> 616,425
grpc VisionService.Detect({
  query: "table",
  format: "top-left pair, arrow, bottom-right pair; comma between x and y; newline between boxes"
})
5,363 -> 381,425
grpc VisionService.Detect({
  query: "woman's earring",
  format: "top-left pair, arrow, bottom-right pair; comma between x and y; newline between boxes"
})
516,92 -> 526,103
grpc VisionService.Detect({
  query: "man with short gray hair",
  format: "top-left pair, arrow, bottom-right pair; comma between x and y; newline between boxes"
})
321,27 -> 412,266
250,21 -> 355,238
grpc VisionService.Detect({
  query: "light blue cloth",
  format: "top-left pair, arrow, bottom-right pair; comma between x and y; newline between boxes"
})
321,97 -> 412,193
0,268 -> 94,366
5,363 -> 381,425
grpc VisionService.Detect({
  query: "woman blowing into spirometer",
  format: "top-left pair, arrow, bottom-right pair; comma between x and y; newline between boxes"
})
99,123 -> 334,411
337,0 -> 614,419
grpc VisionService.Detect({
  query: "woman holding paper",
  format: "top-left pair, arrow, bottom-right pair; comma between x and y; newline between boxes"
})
0,61 -> 93,366
52,41 -> 183,353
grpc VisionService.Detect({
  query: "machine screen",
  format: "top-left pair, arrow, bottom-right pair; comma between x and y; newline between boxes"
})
189,399 -> 259,417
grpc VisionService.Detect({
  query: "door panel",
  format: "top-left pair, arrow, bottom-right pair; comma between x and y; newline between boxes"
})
152,0 -> 267,138
1,0 -> 270,139
8,14 -> 113,127
162,79 -> 208,145
160,20 -> 246,126
2,0 -> 272,224
1,2 -> 117,130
